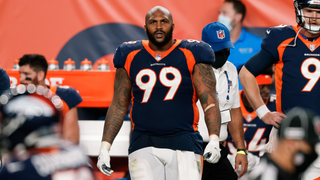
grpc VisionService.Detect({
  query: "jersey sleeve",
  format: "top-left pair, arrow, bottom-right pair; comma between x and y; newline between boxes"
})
261,27 -> 280,60
196,41 -> 215,64
56,86 -> 83,109
113,44 -> 126,68
181,40 -> 215,65
113,40 -> 143,68
0,68 -> 10,95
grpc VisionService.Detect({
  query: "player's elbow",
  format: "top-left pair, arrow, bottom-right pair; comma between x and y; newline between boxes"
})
239,66 -> 254,85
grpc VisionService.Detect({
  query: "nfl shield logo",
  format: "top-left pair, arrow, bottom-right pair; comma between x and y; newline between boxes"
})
155,54 -> 161,60
310,44 -> 315,51
217,29 -> 225,39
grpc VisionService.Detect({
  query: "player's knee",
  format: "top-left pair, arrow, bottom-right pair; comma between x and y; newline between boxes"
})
129,159 -> 154,180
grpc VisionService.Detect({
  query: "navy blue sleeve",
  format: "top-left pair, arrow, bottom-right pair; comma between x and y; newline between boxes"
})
56,86 -> 83,109
0,68 -> 10,95
182,40 -> 215,65
113,44 -> 126,68
197,41 -> 215,64
244,48 -> 277,76
113,40 -> 143,68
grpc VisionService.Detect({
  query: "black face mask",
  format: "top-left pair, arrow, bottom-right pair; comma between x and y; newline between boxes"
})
293,150 -> 318,176
213,49 -> 230,69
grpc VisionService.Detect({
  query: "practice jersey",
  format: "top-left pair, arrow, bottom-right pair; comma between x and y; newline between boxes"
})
255,25 -> 320,115
226,91 -> 276,157
49,85 -> 83,116
113,39 -> 215,155
0,144 -> 95,180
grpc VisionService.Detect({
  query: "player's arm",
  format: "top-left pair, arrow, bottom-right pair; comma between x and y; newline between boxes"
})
239,50 -> 285,127
193,63 -> 221,163
228,107 -> 247,177
239,66 -> 264,112
193,63 -> 220,136
62,107 -> 80,144
102,67 -> 132,143
97,67 -> 132,176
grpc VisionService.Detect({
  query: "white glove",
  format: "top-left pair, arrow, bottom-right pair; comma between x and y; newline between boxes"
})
97,141 -> 114,176
203,134 -> 221,163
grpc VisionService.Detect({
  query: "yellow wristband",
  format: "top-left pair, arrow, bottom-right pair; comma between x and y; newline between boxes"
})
237,150 -> 247,155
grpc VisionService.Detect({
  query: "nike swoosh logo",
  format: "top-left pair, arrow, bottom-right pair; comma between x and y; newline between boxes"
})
266,30 -> 270,34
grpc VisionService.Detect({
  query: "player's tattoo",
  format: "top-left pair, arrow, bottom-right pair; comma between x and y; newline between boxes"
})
197,63 -> 216,88
194,63 -> 217,102
102,68 -> 132,143
194,63 -> 221,136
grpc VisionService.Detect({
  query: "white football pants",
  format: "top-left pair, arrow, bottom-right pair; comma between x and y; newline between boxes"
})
128,147 -> 202,180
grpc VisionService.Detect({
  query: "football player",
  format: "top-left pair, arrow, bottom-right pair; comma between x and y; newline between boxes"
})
97,6 -> 221,180
239,0 -> 320,179
18,54 -> 82,144
0,85 -> 95,180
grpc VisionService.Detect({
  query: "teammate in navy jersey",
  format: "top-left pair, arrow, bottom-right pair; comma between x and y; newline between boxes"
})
18,54 -> 83,144
0,86 -> 95,180
227,67 -> 275,157
226,69 -> 275,179
239,0 -> 320,128
239,0 -> 320,179
97,6 -> 221,180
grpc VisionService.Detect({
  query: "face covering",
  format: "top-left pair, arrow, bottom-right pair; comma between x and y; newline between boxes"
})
218,14 -> 233,31
293,150 -> 318,176
213,50 -> 230,69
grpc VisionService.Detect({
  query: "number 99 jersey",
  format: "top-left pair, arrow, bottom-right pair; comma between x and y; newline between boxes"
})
113,39 -> 215,154
262,25 -> 320,115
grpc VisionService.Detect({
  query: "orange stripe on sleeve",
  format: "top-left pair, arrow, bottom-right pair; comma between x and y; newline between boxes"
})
275,37 -> 294,113
179,47 -> 199,131
124,50 -> 141,79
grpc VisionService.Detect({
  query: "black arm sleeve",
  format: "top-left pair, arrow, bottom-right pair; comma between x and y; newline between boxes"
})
244,48 -> 278,77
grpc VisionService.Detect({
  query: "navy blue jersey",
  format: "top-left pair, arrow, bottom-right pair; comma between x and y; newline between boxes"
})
50,85 -> 82,116
0,68 -> 10,95
114,39 -> 215,155
0,145 -> 95,180
247,25 -> 320,115
226,91 -> 276,157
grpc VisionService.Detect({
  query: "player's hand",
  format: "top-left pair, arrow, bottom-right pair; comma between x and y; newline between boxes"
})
97,141 -> 114,176
261,111 -> 286,128
203,134 -> 221,163
235,154 -> 248,178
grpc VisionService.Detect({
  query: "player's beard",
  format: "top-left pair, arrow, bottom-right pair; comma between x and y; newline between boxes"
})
146,26 -> 173,47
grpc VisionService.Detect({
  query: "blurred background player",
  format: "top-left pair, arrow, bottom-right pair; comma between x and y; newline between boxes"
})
218,0 -> 262,90
0,68 -> 10,96
0,85 -> 95,180
226,65 -> 275,180
18,54 -> 82,144
248,107 -> 320,180
97,6 -> 221,180
199,22 -> 247,180
239,0 -> 320,179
